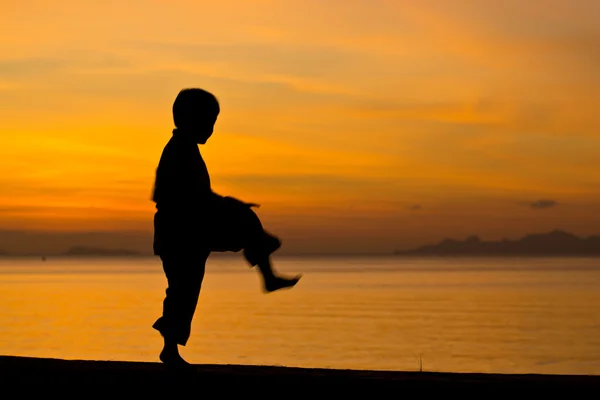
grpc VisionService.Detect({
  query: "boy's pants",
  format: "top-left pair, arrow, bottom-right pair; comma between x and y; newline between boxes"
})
152,251 -> 209,346
152,206 -> 280,346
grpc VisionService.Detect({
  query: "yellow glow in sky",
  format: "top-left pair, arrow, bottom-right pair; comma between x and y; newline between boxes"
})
1,0 -> 600,253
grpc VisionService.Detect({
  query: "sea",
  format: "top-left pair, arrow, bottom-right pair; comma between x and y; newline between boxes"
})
1,255 -> 599,375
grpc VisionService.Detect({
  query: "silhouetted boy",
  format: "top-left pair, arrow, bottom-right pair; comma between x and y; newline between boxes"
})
152,88 -> 301,368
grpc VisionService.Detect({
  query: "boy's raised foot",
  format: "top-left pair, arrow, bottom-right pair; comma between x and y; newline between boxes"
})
264,275 -> 302,293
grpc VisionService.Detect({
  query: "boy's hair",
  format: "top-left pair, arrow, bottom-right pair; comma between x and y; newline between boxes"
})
172,88 -> 220,128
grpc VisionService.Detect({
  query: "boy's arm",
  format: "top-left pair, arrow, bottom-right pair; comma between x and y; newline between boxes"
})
207,190 -> 225,203
222,195 -> 260,208
206,190 -> 259,208
197,186 -> 254,207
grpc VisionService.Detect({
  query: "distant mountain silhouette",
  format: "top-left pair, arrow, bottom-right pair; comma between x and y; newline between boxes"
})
63,246 -> 141,257
0,230 -> 153,257
395,230 -> 600,256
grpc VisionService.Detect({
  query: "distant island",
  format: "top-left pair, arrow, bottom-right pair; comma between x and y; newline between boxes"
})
395,230 -> 600,257
63,246 -> 141,257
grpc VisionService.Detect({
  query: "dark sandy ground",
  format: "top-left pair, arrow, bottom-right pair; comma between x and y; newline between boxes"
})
1,355 -> 598,397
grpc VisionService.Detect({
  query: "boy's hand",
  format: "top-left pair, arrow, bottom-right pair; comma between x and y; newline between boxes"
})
224,196 -> 260,208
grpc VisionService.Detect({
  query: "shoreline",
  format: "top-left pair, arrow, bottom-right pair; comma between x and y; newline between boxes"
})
1,355 -> 599,395
4,253 -> 600,259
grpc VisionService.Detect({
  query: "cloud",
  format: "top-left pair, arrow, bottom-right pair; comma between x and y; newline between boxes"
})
0,58 -> 66,77
0,52 -> 131,78
529,199 -> 559,209
217,173 -> 382,196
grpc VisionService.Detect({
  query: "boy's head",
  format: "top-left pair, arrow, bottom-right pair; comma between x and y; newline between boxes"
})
172,88 -> 220,144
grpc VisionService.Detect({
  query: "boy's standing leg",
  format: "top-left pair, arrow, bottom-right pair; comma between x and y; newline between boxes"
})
153,249 -> 210,367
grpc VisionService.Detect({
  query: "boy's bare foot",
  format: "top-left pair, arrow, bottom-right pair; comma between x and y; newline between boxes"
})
264,275 -> 302,293
160,347 -> 194,370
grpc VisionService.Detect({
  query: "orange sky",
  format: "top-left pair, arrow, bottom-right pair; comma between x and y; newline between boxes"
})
1,0 -> 600,254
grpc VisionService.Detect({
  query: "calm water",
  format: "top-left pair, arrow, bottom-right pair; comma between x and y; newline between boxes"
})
1,256 -> 599,375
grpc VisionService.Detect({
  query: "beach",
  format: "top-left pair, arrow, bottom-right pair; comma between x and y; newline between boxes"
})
1,355 -> 599,396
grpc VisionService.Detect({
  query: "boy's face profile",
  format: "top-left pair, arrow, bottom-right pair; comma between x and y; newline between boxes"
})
189,113 -> 218,145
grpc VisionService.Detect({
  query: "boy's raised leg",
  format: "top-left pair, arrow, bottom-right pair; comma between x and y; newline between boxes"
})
256,257 -> 301,292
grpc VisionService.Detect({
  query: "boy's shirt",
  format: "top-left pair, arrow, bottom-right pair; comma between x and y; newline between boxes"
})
152,130 -> 226,255
152,130 -> 219,215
